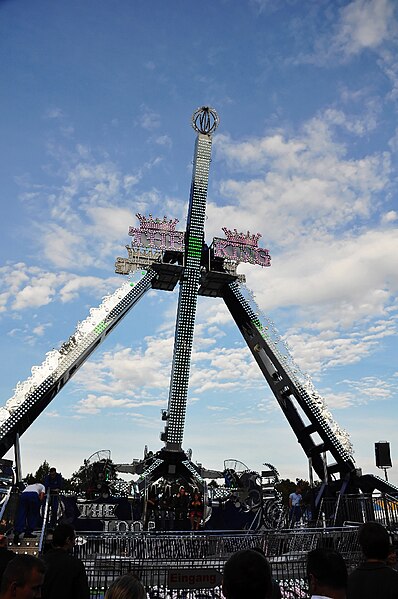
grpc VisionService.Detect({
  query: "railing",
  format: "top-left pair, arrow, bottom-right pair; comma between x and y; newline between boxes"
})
38,489 -> 51,552
317,493 -> 398,529
74,528 -> 361,599
0,487 -> 12,524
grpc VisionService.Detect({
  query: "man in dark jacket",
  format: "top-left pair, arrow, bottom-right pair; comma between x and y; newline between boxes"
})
223,549 -> 273,599
307,548 -> 347,599
43,468 -> 64,528
0,535 -> 15,587
0,555 -> 45,599
42,523 -> 89,599
348,522 -> 398,599
173,486 -> 189,530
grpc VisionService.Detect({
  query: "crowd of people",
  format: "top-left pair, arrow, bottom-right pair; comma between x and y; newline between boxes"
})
6,466 -> 398,598
0,520 -> 396,598
221,521 -> 398,599
145,485 -> 204,531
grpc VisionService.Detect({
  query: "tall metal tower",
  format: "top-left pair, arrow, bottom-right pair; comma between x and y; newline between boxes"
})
163,108 -> 218,452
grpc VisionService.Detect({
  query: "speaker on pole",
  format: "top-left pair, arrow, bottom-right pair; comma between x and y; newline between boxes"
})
375,441 -> 392,469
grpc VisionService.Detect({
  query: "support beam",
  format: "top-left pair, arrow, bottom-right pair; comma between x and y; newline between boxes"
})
0,271 -> 156,457
222,280 -> 356,483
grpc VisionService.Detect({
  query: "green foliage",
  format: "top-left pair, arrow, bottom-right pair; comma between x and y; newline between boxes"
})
23,457 -> 118,495
275,478 -> 315,506
69,458 -> 117,494
275,477 -> 322,506
69,463 -> 91,493
34,460 -> 51,482
23,460 -> 50,485
208,480 -> 219,488
275,478 -> 297,505
23,461 -> 75,491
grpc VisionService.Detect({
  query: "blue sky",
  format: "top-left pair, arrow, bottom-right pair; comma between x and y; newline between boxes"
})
1,0 -> 397,484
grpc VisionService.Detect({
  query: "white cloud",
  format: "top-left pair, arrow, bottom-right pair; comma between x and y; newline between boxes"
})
154,135 -> 172,148
247,228 -> 398,327
334,0 -> 396,56
58,276 -> 117,303
123,175 -> 141,190
295,0 -> 397,68
285,329 -> 379,373
381,210 -> 397,224
379,49 -> 398,100
75,393 -> 165,415
209,113 -> 397,359
73,343 -> 173,398
338,376 -> 395,401
213,118 -> 390,249
249,0 -> 270,14
15,143 -> 172,271
32,323 -> 51,337
139,105 -> 161,131
69,323 -> 265,416
12,283 -> 54,310
44,410 -> 60,418
42,225 -> 91,270
0,263 -> 118,314
323,106 -> 380,136
319,391 -> 357,410
45,108 -> 64,120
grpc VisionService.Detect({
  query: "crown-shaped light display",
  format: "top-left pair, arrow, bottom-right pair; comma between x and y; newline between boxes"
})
135,214 -> 179,233
221,228 -> 262,247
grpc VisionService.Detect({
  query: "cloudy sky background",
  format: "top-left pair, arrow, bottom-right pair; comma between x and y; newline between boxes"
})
1,0 -> 398,484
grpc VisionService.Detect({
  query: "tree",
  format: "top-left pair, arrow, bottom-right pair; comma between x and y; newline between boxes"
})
275,478 -> 314,505
23,461 -> 76,491
23,460 -> 51,485
69,458 -> 117,497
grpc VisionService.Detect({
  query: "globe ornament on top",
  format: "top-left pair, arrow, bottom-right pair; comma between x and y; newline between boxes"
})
192,106 -> 219,135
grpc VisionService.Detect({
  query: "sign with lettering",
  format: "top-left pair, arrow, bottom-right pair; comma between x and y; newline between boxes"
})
213,227 -> 271,267
168,569 -> 223,590
77,503 -> 117,519
129,214 -> 185,252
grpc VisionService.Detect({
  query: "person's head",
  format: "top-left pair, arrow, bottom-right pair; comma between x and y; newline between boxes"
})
0,534 -> 8,549
0,555 -> 45,599
307,548 -> 347,597
48,468 -> 57,478
358,522 -> 391,560
105,574 -> 146,599
223,549 -> 273,599
179,487 -> 185,495
52,524 -> 76,551
387,545 -> 397,568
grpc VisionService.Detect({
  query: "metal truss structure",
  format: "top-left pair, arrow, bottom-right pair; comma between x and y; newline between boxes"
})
1,107 -> 397,511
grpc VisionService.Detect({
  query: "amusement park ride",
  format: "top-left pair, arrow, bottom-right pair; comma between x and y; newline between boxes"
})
0,107 -> 396,530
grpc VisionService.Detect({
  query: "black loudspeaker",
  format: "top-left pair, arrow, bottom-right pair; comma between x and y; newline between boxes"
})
375,441 -> 392,468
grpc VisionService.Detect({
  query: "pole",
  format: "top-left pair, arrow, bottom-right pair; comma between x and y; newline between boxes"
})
164,107 -> 219,452
14,433 -> 22,486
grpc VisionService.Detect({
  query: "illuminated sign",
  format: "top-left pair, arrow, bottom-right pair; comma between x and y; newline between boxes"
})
213,227 -> 271,267
129,214 -> 185,252
77,503 -> 116,519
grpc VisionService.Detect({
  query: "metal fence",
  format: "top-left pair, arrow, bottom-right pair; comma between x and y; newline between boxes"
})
75,528 -> 361,599
318,493 -> 398,529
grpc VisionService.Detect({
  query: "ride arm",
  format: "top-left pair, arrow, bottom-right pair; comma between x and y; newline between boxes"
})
222,281 -> 356,483
0,270 -> 157,457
